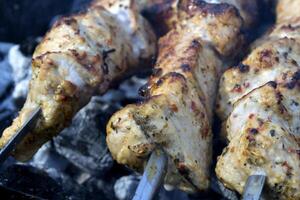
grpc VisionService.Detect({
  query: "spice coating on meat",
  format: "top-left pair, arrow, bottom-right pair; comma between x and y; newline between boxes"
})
0,0 -> 156,161
142,0 -> 259,36
217,37 -> 300,121
106,0 -> 260,192
216,80 -> 300,199
216,1 -> 300,199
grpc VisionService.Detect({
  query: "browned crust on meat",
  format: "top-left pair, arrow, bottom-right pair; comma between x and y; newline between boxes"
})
142,0 -> 258,36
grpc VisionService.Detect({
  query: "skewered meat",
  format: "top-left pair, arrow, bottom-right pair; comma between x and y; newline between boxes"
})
142,0 -> 259,36
0,0 -> 156,161
106,0 -> 260,192
216,1 -> 300,199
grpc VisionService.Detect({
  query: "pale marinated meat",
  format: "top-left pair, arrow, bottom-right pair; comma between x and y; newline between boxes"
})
216,1 -> 300,199
142,0 -> 259,36
106,0 -> 260,192
0,0 -> 156,161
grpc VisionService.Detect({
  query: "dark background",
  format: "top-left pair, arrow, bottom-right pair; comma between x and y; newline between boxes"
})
0,0 -> 91,43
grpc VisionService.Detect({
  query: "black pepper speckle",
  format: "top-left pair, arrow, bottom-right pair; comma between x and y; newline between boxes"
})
237,63 -> 250,73
249,128 -> 259,134
270,129 -> 276,137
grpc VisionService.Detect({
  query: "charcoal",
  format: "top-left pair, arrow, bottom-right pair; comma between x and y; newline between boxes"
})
19,37 -> 39,57
114,175 -> 140,200
0,184 -> 43,199
0,163 -> 65,199
53,96 -> 117,176
31,143 -> 90,200
0,96 -> 17,134
0,0 -> 73,43
0,51 -> 3,61
8,44 -> 32,107
31,143 -> 70,176
84,177 -> 116,200
158,188 -> 189,200
71,0 -> 93,12
0,42 -> 13,98
210,176 -> 238,200
0,42 -> 16,134
32,143 -> 116,200
61,175 -> 89,200
113,175 -> 190,200
118,76 -> 147,100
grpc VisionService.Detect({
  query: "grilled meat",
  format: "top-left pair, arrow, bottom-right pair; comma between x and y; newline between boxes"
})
216,0 -> 300,199
142,0 -> 259,36
276,0 -> 300,24
106,0 -> 260,192
0,0 -> 156,161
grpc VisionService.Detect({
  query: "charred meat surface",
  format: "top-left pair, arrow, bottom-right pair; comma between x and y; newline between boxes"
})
142,0 -> 259,36
0,0 -> 156,161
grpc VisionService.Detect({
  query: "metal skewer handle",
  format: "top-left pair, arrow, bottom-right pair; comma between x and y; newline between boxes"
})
242,173 -> 266,200
133,149 -> 168,200
0,107 -> 41,164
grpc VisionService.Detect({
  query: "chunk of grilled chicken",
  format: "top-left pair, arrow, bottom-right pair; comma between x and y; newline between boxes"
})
217,1 -> 300,121
217,80 -> 300,199
142,0 -> 259,36
216,1 -> 300,199
0,0 -> 156,161
106,0 -> 262,192
276,0 -> 300,24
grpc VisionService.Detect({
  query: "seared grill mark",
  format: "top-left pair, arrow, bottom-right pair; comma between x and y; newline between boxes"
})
138,83 -> 151,97
102,48 -> 116,74
248,128 -> 259,135
268,81 -> 278,88
285,71 -> 300,89
152,68 -> 163,77
181,64 -> 192,72
173,158 -> 199,191
141,0 -> 176,36
54,17 -> 77,27
154,72 -> 187,89
236,63 -> 250,73
259,49 -> 275,66
70,50 -> 101,73
183,0 -> 237,17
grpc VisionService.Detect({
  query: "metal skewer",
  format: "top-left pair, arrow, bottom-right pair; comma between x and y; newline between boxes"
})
133,149 -> 168,200
242,173 -> 266,200
0,106 -> 267,200
0,107 -> 41,164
